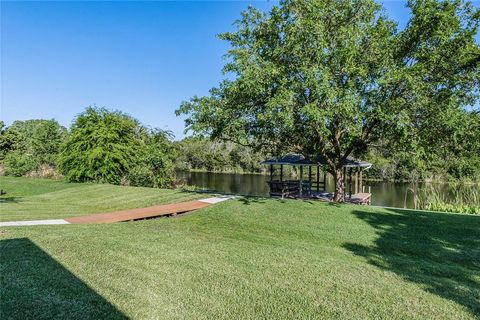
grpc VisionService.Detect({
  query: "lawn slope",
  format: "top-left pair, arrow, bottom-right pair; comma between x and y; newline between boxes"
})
1,196 -> 479,319
0,177 -> 206,221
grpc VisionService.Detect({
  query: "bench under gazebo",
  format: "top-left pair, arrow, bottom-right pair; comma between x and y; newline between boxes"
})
261,154 -> 372,204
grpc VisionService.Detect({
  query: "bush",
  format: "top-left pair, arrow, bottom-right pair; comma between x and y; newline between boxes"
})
417,184 -> 480,215
0,119 -> 66,177
138,129 -> 176,188
0,120 -> 66,164
25,164 -> 63,179
3,152 -> 38,176
127,166 -> 155,188
423,202 -> 480,215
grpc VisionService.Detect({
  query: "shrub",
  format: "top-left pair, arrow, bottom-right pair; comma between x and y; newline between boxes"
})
127,166 -> 155,188
423,202 -> 480,215
0,120 -> 66,164
137,129 -> 176,188
3,152 -> 38,176
25,164 -> 63,179
417,184 -> 480,215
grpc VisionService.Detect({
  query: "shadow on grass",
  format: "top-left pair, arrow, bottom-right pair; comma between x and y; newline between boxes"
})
238,196 -> 319,205
238,196 -> 268,205
326,201 -> 341,208
178,188 -> 216,195
0,238 -> 128,320
0,196 -> 20,203
343,208 -> 480,316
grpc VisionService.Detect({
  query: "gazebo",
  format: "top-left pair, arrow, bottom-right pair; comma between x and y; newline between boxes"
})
261,154 -> 372,204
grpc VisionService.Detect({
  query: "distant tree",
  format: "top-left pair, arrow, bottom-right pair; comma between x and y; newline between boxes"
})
129,129 -> 176,188
174,137 -> 267,173
438,110 -> 480,180
177,0 -> 480,201
59,107 -> 142,184
0,121 -> 11,160
0,119 -> 66,175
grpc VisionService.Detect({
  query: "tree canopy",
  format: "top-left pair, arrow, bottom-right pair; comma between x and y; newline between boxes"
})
57,107 -> 177,187
0,119 -> 66,176
59,107 -> 141,184
174,137 -> 268,173
177,0 -> 480,201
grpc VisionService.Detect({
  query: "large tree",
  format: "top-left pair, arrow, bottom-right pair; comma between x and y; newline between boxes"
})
59,107 -> 178,187
177,0 -> 479,201
59,107 -> 142,184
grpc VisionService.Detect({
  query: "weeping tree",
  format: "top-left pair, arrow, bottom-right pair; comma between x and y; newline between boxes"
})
177,0 -> 480,201
59,107 -> 178,187
59,107 -> 142,184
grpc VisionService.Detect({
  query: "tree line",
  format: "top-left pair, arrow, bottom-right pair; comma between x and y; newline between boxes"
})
175,138 -> 267,174
0,107 -> 270,187
0,107 -> 176,187
1,105 -> 479,186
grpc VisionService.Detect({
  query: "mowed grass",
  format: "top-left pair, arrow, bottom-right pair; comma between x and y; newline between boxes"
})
0,176 -> 207,221
1,192 -> 479,319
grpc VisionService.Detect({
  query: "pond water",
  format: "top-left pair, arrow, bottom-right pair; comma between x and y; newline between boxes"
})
177,171 -> 478,209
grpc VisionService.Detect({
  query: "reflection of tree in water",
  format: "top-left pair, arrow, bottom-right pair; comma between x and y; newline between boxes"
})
1,238 -> 128,320
344,209 -> 480,317
178,171 -> 478,208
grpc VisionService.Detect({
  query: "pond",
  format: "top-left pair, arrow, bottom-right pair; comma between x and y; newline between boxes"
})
177,171 -> 478,209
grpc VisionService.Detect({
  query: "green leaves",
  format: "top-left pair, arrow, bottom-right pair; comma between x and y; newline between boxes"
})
58,107 -> 176,187
59,107 -> 140,184
174,137 -> 267,173
0,119 -> 66,175
177,0 -> 479,169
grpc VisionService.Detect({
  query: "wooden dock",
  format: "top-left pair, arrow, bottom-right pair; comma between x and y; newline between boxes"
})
302,191 -> 371,205
65,200 -> 211,224
348,192 -> 372,205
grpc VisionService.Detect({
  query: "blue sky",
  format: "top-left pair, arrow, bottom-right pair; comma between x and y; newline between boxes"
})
1,1 -> 479,139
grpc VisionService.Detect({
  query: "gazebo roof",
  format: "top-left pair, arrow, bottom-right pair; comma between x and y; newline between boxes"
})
261,154 -> 315,165
261,153 -> 372,169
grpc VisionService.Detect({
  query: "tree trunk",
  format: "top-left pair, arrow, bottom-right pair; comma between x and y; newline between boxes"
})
333,167 -> 345,202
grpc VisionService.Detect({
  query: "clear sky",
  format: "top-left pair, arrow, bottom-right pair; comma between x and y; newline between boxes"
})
1,0 -> 479,139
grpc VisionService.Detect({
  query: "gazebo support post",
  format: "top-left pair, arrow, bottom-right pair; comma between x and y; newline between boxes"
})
280,165 -> 283,182
349,168 -> 353,198
355,168 -> 358,193
270,164 -> 273,182
359,170 -> 363,192
316,166 -> 320,192
308,166 -> 312,195
323,170 -> 327,192
299,166 -> 303,197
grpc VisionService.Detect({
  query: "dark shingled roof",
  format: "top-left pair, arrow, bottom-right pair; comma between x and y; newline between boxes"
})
261,153 -> 372,169
261,154 -> 314,165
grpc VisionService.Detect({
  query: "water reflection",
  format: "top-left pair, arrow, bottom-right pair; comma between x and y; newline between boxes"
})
177,171 -> 477,209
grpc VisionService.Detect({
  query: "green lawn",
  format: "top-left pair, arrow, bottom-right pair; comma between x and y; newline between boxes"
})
1,179 -> 479,319
0,176 -> 207,221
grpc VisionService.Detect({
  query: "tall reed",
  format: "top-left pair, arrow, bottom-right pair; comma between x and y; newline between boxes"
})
414,183 -> 480,214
